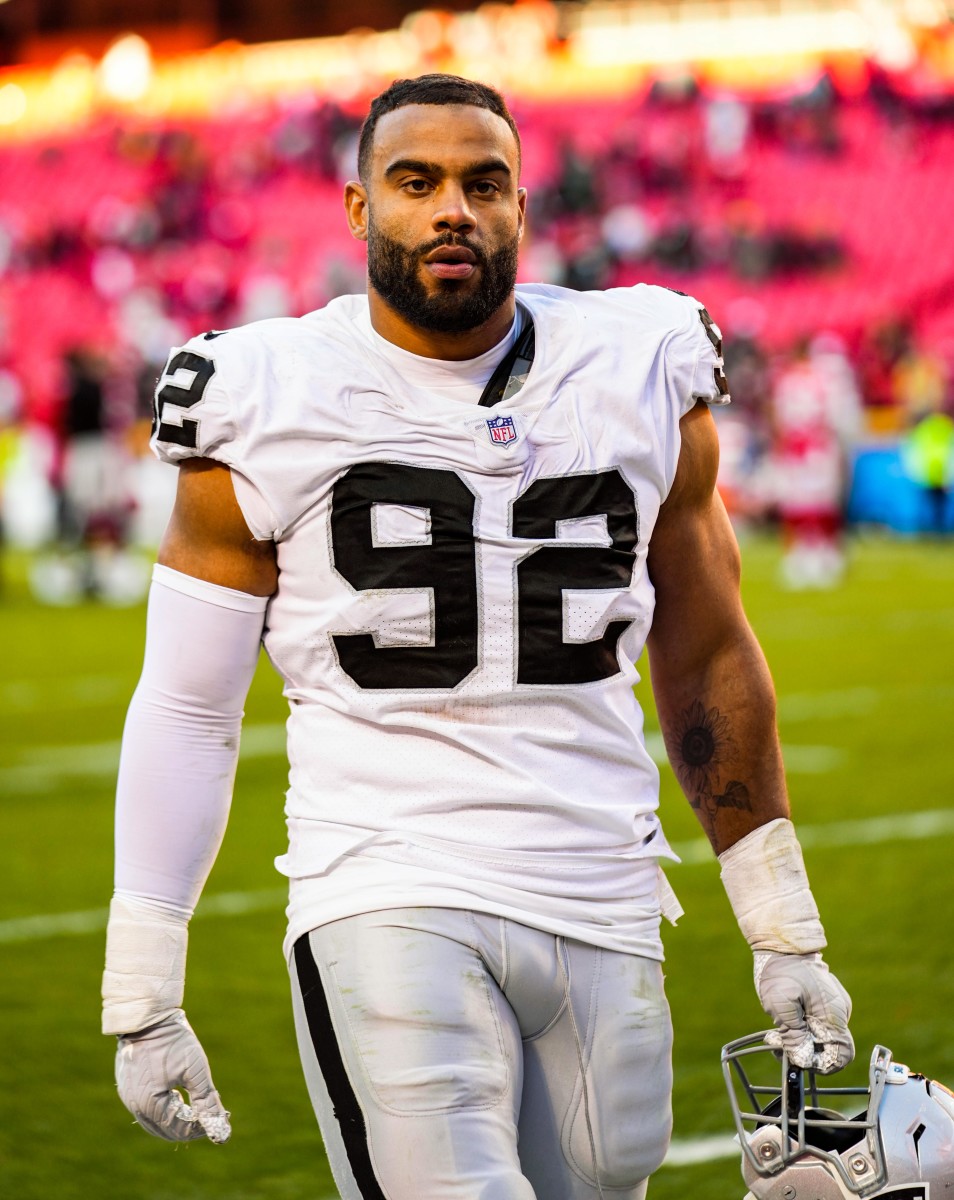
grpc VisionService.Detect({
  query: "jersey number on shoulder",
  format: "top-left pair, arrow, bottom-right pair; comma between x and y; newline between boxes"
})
153,351 -> 216,449
698,308 -> 729,399
330,463 -> 638,690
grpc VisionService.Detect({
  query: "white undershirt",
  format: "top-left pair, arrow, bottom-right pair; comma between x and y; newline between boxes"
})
356,305 -> 523,405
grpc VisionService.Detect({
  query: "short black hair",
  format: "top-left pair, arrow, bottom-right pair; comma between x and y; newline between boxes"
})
357,73 -> 521,182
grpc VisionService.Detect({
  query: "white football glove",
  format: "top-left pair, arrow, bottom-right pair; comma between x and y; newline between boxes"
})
719,819 -> 854,1075
115,1009 -> 232,1143
754,950 -> 854,1074
104,894 -> 231,1143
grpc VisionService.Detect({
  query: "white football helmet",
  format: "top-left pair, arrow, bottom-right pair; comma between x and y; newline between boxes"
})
722,1031 -> 954,1199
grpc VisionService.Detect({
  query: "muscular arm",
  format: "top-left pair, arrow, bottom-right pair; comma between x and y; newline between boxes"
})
112,460 -> 278,915
104,456 -> 283,1142
103,459 -> 279,1141
647,402 -> 787,855
158,458 -> 278,594
110,458 -> 277,930
648,404 -> 854,1074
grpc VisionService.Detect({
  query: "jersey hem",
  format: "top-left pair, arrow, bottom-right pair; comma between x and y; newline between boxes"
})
281,889 -> 666,966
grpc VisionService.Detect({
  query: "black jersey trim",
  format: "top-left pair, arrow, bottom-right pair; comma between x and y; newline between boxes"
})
478,309 -> 536,408
293,935 -> 387,1200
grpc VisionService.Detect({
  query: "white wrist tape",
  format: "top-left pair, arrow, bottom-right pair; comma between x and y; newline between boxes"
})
718,818 -> 826,954
102,893 -> 189,1035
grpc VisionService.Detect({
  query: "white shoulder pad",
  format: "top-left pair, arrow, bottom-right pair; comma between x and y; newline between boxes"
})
150,328 -> 239,466
579,283 -> 731,414
664,288 -> 731,411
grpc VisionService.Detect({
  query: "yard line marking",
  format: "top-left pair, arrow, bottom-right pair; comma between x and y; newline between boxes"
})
0,907 -> 111,942
0,722 -> 289,793
780,744 -> 845,773
0,674 -> 129,713
8,666 -> 954,793
796,808 -> 954,850
643,732 -> 841,773
885,609 -> 954,633
0,722 -> 844,795
755,606 -> 954,641
4,810 -> 954,945
777,686 -> 879,722
668,806 -> 954,864
661,1133 -> 739,1167
308,1133 -> 738,1195
239,722 -> 287,756
0,888 -> 287,944
306,1132 -> 741,1195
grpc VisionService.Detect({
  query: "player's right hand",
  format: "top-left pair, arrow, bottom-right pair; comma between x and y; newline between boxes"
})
114,1009 -> 231,1143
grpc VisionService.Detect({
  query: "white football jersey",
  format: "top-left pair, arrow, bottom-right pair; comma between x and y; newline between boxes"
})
152,283 -> 729,958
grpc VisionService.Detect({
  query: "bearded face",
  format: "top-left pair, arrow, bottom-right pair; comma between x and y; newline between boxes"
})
366,218 -> 520,336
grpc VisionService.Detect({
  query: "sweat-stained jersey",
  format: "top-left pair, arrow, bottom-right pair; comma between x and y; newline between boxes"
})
151,283 -> 729,960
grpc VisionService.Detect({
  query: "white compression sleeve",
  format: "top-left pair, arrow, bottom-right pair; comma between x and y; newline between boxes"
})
113,564 -> 268,913
104,566 -> 267,1034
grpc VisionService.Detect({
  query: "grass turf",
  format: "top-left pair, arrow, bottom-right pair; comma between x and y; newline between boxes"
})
1,532 -> 953,1199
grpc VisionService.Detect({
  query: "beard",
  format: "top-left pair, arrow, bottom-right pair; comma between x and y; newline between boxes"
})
366,220 -> 520,335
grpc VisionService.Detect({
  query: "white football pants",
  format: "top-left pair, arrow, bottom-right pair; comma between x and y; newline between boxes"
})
289,907 -> 673,1200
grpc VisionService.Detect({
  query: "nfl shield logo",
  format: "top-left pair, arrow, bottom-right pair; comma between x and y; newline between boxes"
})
487,415 -> 517,444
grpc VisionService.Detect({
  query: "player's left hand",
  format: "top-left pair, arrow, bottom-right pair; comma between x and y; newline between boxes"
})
114,1009 -> 232,1143
754,950 -> 854,1074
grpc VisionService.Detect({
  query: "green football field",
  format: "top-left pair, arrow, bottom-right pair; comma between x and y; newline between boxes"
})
2,533 -> 953,1200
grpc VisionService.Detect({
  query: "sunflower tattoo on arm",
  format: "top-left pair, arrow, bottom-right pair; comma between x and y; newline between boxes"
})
673,700 -> 752,838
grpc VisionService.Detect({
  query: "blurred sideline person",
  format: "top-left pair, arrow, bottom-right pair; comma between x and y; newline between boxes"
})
770,336 -> 861,590
29,347 -> 151,606
102,76 -> 853,1200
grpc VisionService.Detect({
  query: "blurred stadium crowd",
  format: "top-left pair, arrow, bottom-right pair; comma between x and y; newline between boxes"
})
1,8 -> 954,602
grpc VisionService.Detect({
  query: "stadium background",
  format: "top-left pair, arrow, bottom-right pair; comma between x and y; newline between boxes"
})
1,1 -> 953,1197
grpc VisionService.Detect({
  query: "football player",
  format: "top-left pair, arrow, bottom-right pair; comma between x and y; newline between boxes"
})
102,75 -> 853,1199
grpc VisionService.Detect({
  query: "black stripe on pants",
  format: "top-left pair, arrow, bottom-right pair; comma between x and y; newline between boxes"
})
293,934 -> 387,1200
